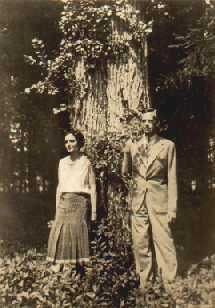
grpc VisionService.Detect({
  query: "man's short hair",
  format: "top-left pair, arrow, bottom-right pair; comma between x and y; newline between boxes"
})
143,108 -> 158,120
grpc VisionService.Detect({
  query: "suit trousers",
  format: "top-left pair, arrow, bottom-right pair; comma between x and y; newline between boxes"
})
131,204 -> 177,288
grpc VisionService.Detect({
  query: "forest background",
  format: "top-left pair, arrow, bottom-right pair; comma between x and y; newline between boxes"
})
0,0 -> 215,306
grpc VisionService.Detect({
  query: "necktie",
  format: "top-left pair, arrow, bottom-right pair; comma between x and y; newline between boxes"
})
144,135 -> 149,151
143,135 -> 149,166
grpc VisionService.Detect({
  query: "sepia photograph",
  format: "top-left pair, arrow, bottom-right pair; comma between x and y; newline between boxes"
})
0,0 -> 215,306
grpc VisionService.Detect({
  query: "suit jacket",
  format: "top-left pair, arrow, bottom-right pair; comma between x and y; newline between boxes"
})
124,134 -> 177,215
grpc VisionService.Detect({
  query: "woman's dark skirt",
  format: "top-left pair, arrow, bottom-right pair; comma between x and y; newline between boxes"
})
47,192 -> 90,264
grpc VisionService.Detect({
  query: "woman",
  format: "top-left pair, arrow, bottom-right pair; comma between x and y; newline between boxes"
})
47,129 -> 97,272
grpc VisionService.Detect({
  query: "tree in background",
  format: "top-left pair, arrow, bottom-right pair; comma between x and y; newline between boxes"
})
1,0 -> 210,195
2,0 -> 215,293
155,0 -> 215,193
24,0 -> 173,135
0,0 -> 208,196
0,0 -> 62,192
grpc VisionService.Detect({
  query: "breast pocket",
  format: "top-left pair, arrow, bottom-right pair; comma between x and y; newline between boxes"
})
156,150 -> 168,169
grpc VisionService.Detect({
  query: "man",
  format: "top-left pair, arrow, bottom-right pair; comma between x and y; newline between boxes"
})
122,108 -> 177,291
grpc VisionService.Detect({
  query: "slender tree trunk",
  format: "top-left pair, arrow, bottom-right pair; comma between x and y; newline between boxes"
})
206,79 -> 215,191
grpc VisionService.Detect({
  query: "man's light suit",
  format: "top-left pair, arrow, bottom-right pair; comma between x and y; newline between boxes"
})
124,134 -> 177,287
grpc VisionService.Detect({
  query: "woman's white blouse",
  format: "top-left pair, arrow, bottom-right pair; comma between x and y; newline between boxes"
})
57,155 -> 96,195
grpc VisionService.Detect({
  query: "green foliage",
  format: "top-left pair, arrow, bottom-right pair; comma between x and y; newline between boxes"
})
0,2 -> 62,192
160,0 -> 215,90
24,0 -> 166,103
0,132 -> 215,307
178,1 -> 215,79
2,2 -> 215,305
1,232 -> 215,307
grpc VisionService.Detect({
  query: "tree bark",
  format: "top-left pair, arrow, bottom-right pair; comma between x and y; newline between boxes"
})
69,1 -> 150,136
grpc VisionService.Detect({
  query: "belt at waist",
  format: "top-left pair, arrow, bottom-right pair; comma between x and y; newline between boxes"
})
60,192 -> 90,199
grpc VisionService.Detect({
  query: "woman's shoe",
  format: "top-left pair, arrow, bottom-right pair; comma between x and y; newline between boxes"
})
50,263 -> 62,273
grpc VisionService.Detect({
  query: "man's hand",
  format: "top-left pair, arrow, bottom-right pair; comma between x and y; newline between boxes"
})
47,220 -> 54,229
167,211 -> 176,225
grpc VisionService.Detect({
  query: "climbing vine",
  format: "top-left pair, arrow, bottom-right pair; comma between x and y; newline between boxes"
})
24,0 -> 158,108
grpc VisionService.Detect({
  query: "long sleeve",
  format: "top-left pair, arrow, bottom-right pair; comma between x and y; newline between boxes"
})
56,160 -> 61,216
121,139 -> 132,176
167,142 -> 178,214
88,163 -> 97,220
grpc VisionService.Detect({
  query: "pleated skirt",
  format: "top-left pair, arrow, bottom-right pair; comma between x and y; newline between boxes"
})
47,192 -> 90,264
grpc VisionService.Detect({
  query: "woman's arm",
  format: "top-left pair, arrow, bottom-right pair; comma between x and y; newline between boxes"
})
89,164 -> 97,221
121,140 -> 132,177
55,161 -> 61,217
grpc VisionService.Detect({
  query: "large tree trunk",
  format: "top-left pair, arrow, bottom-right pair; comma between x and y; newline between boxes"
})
70,2 -> 150,136
66,1 -> 151,219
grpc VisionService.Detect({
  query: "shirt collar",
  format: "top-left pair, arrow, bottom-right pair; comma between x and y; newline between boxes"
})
140,134 -> 159,147
148,134 -> 159,146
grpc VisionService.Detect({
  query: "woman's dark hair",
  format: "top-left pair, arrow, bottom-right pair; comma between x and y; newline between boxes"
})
64,129 -> 85,149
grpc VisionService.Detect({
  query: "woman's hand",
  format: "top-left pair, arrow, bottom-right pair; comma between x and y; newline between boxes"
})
91,212 -> 96,222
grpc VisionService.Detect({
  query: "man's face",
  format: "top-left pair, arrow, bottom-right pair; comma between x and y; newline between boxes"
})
64,133 -> 79,153
142,112 -> 157,136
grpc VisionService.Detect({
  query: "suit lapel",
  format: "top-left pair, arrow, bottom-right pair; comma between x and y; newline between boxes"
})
146,137 -> 165,171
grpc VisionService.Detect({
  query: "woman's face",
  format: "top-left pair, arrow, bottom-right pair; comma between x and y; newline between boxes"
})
130,117 -> 141,137
64,133 -> 79,154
